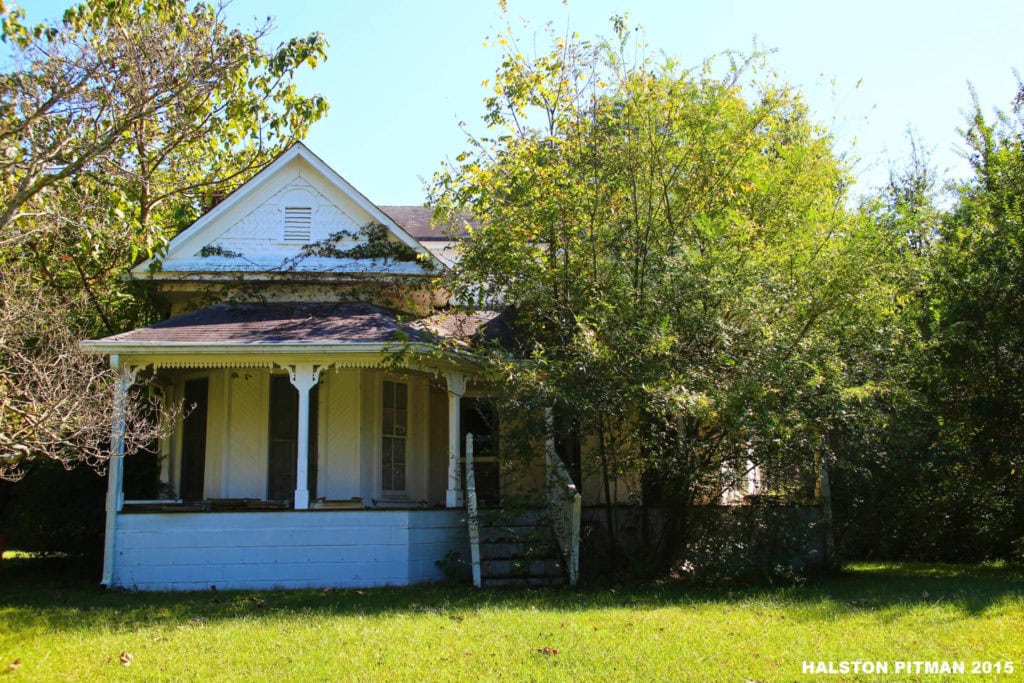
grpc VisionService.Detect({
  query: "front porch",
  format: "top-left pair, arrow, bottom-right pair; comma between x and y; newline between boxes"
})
80,302 -> 508,589
118,364 -> 478,511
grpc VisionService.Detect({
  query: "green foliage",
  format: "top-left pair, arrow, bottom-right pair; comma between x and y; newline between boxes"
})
0,0 -> 329,475
298,223 -> 424,265
832,83 -> 1024,564
678,504 -> 825,585
914,81 -> 1024,560
198,245 -> 243,258
0,0 -> 330,335
432,20 -> 908,565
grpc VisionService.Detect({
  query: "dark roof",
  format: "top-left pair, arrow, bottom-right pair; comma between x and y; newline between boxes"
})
411,309 -> 516,348
90,302 -> 515,348
379,206 -> 474,241
96,303 -> 430,345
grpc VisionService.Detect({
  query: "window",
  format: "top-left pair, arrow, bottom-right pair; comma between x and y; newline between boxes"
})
180,378 -> 209,501
381,380 -> 407,495
283,206 -> 312,243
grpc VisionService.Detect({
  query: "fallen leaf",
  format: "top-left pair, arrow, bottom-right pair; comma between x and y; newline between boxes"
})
8,659 -> 21,671
119,652 -> 133,667
536,647 -> 558,656
449,615 -> 464,622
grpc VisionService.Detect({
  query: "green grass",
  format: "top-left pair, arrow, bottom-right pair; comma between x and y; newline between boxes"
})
1,554 -> 1022,681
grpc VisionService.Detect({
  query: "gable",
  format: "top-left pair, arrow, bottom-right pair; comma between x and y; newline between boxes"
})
134,144 -> 441,278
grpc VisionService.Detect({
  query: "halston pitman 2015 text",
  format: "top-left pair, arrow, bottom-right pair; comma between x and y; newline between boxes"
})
802,661 -> 1015,675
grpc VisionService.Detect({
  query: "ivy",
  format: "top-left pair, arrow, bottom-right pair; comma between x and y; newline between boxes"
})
198,244 -> 242,258
299,222 -> 428,267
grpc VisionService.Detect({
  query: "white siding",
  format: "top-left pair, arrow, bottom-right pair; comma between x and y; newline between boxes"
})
225,369 -> 268,498
111,510 -> 470,590
359,370 -> 380,500
322,369 -> 361,499
408,375 -> 431,502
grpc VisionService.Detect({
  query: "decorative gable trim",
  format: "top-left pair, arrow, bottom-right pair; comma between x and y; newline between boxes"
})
132,143 -> 444,276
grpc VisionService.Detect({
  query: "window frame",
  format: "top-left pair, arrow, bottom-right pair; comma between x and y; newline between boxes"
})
380,379 -> 409,498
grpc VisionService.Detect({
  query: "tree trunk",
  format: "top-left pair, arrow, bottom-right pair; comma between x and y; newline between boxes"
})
817,450 -> 836,567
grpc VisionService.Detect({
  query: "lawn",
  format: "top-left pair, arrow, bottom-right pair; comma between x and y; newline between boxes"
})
1,555 -> 1021,681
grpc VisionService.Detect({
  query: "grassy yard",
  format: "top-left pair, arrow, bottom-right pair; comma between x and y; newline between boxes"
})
0,555 -> 1021,681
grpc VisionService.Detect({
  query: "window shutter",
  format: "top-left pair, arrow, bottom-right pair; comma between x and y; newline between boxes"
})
284,206 -> 312,243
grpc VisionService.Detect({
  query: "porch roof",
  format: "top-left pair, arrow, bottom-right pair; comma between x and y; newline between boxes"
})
80,302 -> 510,357
91,302 -> 427,345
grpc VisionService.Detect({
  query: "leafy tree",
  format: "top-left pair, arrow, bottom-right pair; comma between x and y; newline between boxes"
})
0,0 -> 328,478
432,18 -> 908,569
832,86 -> 1024,564
920,82 -> 1024,560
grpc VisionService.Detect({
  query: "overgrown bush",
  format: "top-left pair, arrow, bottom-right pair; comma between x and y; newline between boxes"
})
673,504 -> 826,584
0,459 -> 105,558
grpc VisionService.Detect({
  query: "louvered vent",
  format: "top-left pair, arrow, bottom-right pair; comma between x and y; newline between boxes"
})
284,206 -> 312,243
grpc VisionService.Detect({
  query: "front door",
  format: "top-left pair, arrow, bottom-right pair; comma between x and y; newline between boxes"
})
461,397 -> 500,506
267,375 -> 318,505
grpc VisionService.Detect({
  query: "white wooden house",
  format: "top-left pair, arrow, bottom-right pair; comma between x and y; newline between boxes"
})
82,143 -> 581,591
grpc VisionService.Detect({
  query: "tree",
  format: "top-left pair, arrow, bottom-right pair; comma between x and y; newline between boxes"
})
921,81 -> 1024,560
826,84 -> 1024,565
0,0 -> 328,479
431,18 -> 909,570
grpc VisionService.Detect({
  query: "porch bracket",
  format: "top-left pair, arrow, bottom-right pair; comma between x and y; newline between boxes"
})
285,363 -> 326,510
445,372 -> 467,508
101,356 -> 140,587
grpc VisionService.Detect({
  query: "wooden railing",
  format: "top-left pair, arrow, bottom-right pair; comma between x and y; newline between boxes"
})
465,425 -> 581,588
464,433 -> 482,587
545,411 -> 581,586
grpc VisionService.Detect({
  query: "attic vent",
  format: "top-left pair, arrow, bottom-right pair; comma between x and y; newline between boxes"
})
284,206 -> 312,243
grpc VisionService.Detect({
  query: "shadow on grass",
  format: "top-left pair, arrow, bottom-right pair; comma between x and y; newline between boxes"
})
1,555 -> 1021,637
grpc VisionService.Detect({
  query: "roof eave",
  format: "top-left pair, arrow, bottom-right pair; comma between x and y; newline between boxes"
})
78,339 -> 483,367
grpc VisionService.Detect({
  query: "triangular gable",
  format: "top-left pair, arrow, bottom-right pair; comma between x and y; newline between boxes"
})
134,143 -> 442,278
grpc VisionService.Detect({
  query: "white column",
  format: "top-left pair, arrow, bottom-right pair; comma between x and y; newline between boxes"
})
287,363 -> 323,510
101,356 -> 137,587
446,372 -> 467,508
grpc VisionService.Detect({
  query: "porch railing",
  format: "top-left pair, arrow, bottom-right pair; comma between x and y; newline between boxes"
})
464,433 -> 482,587
545,412 -> 581,586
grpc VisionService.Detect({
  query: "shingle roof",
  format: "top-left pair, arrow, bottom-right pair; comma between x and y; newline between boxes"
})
96,303 -> 428,345
90,302 -> 513,347
411,309 -> 516,348
379,206 -> 474,241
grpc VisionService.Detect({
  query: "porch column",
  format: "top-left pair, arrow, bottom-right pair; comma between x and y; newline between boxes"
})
446,372 -> 467,507
287,363 -> 323,510
101,356 -> 138,587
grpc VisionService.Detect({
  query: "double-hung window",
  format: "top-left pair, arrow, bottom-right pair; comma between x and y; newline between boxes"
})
381,380 -> 408,495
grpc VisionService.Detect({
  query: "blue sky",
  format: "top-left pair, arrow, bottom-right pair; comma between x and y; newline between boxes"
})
23,0 -> 1024,205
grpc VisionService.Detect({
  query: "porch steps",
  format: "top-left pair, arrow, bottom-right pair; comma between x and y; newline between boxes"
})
475,515 -> 566,588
